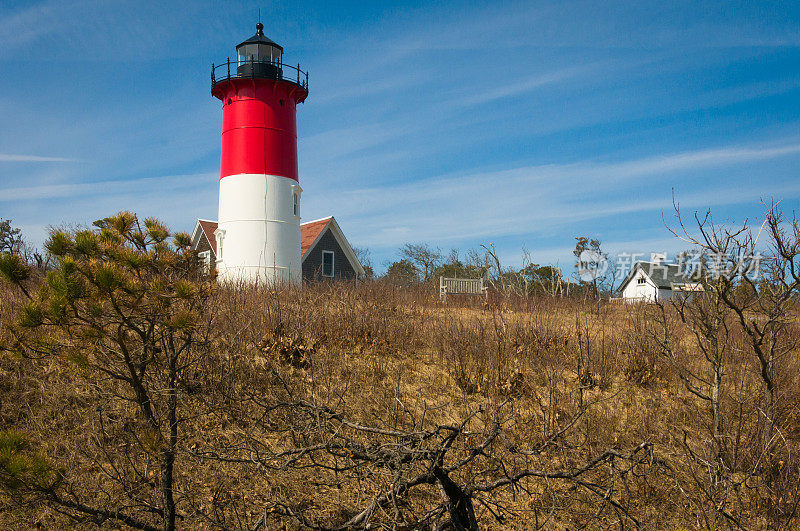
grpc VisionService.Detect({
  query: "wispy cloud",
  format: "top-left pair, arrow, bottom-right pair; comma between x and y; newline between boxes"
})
451,65 -> 597,107
598,143 -> 800,181
325,140 -> 800,212
311,139 -> 800,253
0,173 -> 215,202
0,153 -> 78,162
0,0 -> 209,61
1,0 -> 798,271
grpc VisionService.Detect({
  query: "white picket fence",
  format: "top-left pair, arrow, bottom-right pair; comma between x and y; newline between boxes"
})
439,276 -> 488,302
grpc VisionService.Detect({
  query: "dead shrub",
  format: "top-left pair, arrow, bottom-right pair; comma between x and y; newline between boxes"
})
258,327 -> 316,369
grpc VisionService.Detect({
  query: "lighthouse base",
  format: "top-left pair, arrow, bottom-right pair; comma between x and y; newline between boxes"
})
215,173 -> 302,285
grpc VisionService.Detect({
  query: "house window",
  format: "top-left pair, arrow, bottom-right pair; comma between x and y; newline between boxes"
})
322,250 -> 334,277
293,193 -> 299,217
198,251 -> 212,273
637,276 -> 646,285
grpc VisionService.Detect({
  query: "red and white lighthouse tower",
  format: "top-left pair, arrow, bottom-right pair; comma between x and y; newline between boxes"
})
211,23 -> 308,284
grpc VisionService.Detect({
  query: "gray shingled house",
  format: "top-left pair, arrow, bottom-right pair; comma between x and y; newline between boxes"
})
190,216 -> 364,282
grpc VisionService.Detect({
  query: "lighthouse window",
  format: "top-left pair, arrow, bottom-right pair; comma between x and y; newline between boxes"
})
215,230 -> 224,260
293,193 -> 299,216
237,43 -> 281,64
322,251 -> 334,277
238,44 -> 258,64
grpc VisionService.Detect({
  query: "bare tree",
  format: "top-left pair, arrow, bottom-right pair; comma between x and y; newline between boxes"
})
667,199 -> 800,522
482,243 -> 529,300
353,246 -> 374,279
653,287 -> 735,527
400,243 -> 443,283
194,397 -> 655,529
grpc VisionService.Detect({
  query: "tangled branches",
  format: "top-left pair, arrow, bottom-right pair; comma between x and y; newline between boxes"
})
194,397 -> 656,530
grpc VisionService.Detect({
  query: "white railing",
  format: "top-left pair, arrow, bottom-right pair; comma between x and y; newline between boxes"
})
439,276 -> 487,302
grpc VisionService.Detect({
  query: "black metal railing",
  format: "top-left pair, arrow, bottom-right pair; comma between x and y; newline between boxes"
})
212,58 -> 308,91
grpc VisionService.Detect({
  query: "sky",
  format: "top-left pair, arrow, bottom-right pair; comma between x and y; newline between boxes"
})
0,0 -> 798,274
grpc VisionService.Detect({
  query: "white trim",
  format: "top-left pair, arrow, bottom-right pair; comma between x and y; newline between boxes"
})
299,217 -> 332,261
301,215 -> 334,226
190,221 -> 204,249
327,218 -> 365,278
321,250 -> 335,277
213,228 -> 225,261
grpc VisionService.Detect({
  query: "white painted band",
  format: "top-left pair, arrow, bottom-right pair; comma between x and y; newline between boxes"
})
216,173 -> 302,284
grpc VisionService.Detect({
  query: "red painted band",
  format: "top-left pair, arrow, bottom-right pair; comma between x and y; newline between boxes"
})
213,78 -> 307,181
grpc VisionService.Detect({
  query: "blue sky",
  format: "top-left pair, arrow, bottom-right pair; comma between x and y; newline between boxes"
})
1,0 -> 798,273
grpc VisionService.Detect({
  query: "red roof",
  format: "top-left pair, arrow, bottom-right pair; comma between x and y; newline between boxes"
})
198,220 -> 218,254
199,217 -> 331,259
300,217 -> 332,257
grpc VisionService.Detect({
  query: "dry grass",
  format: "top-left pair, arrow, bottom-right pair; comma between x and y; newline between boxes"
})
1,279 -> 798,529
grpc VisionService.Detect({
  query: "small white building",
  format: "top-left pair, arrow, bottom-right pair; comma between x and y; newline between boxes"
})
617,258 -> 702,303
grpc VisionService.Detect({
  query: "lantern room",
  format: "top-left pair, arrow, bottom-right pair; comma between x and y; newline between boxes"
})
236,22 -> 283,78
211,23 -> 308,96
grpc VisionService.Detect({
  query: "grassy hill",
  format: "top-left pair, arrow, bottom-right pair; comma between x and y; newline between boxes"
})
0,213 -> 798,529
0,279 -> 798,529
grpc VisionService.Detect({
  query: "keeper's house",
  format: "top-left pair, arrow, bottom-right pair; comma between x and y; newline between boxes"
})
191,216 -> 364,282
618,259 -> 702,303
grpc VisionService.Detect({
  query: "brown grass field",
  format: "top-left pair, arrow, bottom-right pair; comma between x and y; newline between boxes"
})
1,276 -> 799,529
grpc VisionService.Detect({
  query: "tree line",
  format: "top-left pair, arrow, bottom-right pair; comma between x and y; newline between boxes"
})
359,239 -> 611,299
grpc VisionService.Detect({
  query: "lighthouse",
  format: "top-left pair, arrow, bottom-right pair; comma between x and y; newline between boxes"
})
210,23 -> 309,284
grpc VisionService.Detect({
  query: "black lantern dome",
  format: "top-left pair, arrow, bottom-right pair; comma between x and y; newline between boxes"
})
237,22 -> 284,64
235,22 -> 283,79
211,22 -> 308,94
